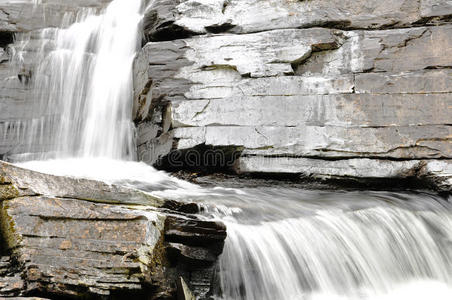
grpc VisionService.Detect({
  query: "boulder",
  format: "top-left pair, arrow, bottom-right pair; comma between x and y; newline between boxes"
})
0,161 -> 226,299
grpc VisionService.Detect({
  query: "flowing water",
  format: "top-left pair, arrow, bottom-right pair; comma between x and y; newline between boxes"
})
5,0 -> 452,299
7,0 -> 142,160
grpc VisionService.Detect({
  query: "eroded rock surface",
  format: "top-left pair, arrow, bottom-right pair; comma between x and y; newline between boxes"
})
0,161 -> 226,299
134,0 -> 452,190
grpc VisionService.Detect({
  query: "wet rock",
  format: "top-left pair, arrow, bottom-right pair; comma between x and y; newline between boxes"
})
0,161 -> 226,299
168,243 -> 217,266
163,216 -> 226,298
177,277 -> 196,300
418,161 -> 452,193
235,157 -> 452,192
0,0 -> 115,159
0,160 -> 165,206
0,0 -> 111,33
165,216 -> 227,255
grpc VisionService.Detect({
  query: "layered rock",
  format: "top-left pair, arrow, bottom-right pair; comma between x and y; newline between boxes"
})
134,0 -> 452,190
0,161 -> 226,299
142,0 -> 450,39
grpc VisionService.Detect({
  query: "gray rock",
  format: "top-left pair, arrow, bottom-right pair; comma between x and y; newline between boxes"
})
2,195 -> 165,297
236,156 -> 452,193
0,161 -> 226,298
144,0 -> 426,39
419,160 -> 452,192
421,0 -> 452,18
236,157 -> 422,179
296,26 -> 452,75
134,20 -> 452,189
199,125 -> 452,159
170,94 -> 451,128
0,160 -> 165,206
355,69 -> 452,94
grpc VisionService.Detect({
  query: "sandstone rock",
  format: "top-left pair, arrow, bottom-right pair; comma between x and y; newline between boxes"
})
0,160 -> 165,206
0,161 -> 226,298
0,275 -> 25,297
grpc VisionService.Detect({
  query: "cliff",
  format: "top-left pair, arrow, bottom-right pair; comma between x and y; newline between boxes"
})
134,0 -> 452,190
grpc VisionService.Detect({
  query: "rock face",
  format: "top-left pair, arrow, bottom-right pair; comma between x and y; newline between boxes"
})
134,0 -> 452,189
0,161 -> 226,299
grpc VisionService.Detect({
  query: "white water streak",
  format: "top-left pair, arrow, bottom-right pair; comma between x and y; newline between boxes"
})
217,200 -> 452,300
10,0 -> 143,160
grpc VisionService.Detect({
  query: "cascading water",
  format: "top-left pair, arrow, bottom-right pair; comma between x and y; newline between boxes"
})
4,1 -> 452,300
10,0 -> 143,160
203,189 -> 452,300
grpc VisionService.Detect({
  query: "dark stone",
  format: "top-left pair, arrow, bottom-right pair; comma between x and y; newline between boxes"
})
167,243 -> 217,267
165,216 -> 227,254
0,32 -> 14,47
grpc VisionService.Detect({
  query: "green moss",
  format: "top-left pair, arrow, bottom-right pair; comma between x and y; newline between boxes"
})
0,184 -> 20,201
0,201 -> 20,254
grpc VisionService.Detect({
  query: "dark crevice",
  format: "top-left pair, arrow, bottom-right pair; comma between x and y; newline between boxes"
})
155,144 -> 243,174
297,20 -> 353,30
222,0 -> 230,14
205,23 -> 236,34
148,22 -> 199,42
170,169 -> 447,196
424,65 -> 452,70
0,31 -> 13,48
246,173 -> 440,193
412,14 -> 452,26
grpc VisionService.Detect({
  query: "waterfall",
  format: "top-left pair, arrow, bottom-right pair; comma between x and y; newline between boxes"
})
9,0 -> 143,160
206,189 -> 452,300
4,1 -> 452,300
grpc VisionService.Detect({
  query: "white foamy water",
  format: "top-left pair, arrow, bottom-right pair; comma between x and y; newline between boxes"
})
7,0 -> 142,160
17,157 -> 201,192
211,190 -> 452,300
